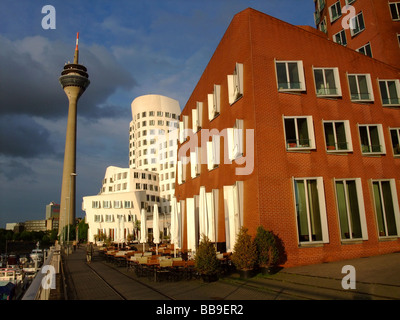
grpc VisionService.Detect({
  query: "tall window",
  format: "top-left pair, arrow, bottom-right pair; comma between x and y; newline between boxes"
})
314,68 -> 341,97
379,80 -> 400,106
208,85 -> 221,120
329,1 -> 342,22
389,2 -> 400,20
348,74 -> 374,101
294,178 -> 329,243
390,128 -> 400,156
350,12 -> 365,37
323,120 -> 352,152
335,179 -> 367,240
227,63 -> 244,105
333,29 -> 347,46
358,124 -> 385,154
284,116 -> 315,150
275,61 -> 306,91
372,180 -> 400,237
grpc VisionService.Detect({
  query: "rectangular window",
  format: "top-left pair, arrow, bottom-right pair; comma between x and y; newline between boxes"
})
227,119 -> 244,160
333,29 -> 347,46
284,116 -> 316,150
192,102 -> 203,133
357,43 -> 372,57
179,115 -> 189,143
317,0 -> 325,12
348,74 -> 374,101
293,178 -> 329,243
389,2 -> 400,20
335,179 -> 368,240
323,120 -> 353,152
227,63 -> 244,105
207,135 -> 220,170
319,16 -> 327,33
103,201 -> 111,209
390,128 -> 400,156
314,67 -> 342,97
177,158 -> 187,184
190,147 -> 201,179
358,124 -> 386,154
275,61 -> 306,91
346,0 -> 356,4
372,180 -> 400,237
350,12 -> 365,37
329,1 -> 342,22
208,85 -> 221,120
379,80 -> 400,106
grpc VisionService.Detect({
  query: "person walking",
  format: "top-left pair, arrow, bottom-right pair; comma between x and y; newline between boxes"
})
86,242 -> 94,263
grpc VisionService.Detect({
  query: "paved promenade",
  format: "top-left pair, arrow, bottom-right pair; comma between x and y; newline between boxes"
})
61,246 -> 400,301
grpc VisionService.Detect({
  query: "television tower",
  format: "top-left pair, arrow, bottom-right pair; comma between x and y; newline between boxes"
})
58,33 -> 90,241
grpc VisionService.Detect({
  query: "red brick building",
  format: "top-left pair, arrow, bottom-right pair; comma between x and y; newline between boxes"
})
314,0 -> 400,68
174,7 -> 400,267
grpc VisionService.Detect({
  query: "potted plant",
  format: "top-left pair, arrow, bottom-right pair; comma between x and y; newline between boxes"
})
254,226 -> 279,275
195,235 -> 220,282
231,227 -> 258,279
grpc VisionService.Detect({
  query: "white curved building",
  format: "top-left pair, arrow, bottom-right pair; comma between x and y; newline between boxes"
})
129,95 -> 181,214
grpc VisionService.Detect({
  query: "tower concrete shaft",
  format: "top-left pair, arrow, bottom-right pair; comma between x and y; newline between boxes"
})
58,33 -> 90,240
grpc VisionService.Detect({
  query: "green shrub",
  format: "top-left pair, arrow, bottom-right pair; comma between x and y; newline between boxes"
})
231,227 -> 257,270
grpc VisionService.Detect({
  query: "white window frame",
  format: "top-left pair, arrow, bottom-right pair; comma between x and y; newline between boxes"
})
347,73 -> 374,102
333,29 -> 347,46
179,115 -> 189,143
313,67 -> 342,97
283,116 -> 316,150
389,127 -> 400,157
207,135 -> 220,171
329,1 -> 342,23
275,60 -> 306,92
357,43 -> 372,57
334,178 -> 368,241
389,2 -> 400,21
227,119 -> 244,161
371,179 -> 400,238
350,12 -> 365,37
192,102 -> 203,133
208,84 -> 221,120
358,124 -> 386,155
378,79 -> 400,107
190,147 -> 201,179
323,120 -> 353,152
227,63 -> 244,105
317,0 -> 325,12
292,177 -> 329,244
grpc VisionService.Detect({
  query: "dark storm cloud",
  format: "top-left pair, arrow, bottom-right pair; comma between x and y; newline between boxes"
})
0,35 -> 136,120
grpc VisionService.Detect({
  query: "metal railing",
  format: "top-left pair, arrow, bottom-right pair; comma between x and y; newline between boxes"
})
21,245 -> 61,300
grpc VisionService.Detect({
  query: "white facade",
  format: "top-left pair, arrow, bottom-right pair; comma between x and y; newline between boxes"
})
129,95 -> 181,214
82,166 -> 163,243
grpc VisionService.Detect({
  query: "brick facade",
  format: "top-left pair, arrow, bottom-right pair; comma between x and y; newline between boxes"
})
175,8 -> 400,267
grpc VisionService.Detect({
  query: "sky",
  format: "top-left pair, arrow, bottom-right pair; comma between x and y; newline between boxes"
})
0,0 -> 315,228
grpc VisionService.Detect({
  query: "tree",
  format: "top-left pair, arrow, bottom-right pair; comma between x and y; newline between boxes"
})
231,227 -> 257,271
254,226 -> 279,269
195,235 -> 220,277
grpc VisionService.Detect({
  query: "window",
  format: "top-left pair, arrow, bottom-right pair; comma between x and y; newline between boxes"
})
190,147 -> 201,178
314,67 -> 342,97
329,1 -> 342,22
389,2 -> 400,20
192,102 -> 203,133
284,116 -> 316,150
379,80 -> 400,106
208,85 -> 221,120
114,200 -> 122,209
177,158 -> 187,184
346,0 -> 356,4
333,29 -> 347,46
319,16 -> 327,33
350,12 -> 365,37
293,177 -> 329,243
372,180 -> 400,237
207,135 -> 220,170
179,115 -> 189,143
323,120 -> 353,152
227,63 -> 244,104
389,128 -> 400,156
227,119 -> 244,160
92,201 -> 101,209
335,179 -> 368,241
348,74 -> 374,101
358,124 -> 386,154
317,0 -> 325,12
103,201 -> 111,209
357,43 -> 372,57
275,60 -> 306,91
157,111 -> 163,117
142,112 -> 146,118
